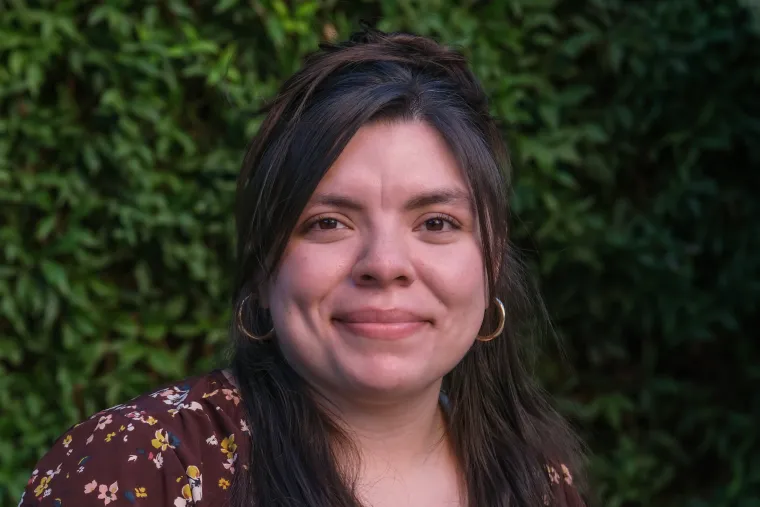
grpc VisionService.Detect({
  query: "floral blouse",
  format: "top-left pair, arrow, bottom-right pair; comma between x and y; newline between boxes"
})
19,370 -> 584,507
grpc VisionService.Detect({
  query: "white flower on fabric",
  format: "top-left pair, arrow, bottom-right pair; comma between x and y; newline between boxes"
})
95,414 -> 113,430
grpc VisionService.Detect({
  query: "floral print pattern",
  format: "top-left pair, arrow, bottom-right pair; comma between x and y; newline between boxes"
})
18,370 -> 584,506
19,371 -> 242,506
96,481 -> 118,504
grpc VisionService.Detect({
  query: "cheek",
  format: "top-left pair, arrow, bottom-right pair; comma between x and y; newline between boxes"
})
423,241 -> 487,307
267,248 -> 335,370
268,243 -> 355,333
420,242 -> 488,347
271,246 -> 345,304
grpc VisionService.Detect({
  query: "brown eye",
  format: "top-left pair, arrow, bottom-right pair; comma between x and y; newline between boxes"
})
317,218 -> 339,230
307,216 -> 347,232
418,214 -> 461,234
425,218 -> 445,231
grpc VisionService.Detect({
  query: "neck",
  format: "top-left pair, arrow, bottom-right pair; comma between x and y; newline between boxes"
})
224,368 -> 452,470
317,380 -> 449,470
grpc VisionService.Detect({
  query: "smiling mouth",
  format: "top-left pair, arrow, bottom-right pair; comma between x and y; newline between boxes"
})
332,309 -> 430,340
333,320 -> 428,340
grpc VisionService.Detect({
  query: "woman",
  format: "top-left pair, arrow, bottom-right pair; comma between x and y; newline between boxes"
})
20,28 -> 586,507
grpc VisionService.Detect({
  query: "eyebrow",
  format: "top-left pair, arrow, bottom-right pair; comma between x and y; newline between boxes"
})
403,188 -> 473,211
309,193 -> 365,211
308,188 -> 473,212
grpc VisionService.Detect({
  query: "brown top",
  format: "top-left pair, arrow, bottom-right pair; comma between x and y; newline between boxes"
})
18,370 -> 584,506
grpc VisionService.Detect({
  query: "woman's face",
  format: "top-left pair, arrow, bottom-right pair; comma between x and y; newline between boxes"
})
264,121 -> 488,399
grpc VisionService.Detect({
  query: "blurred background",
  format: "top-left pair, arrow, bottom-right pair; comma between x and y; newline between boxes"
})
1,1 -> 759,505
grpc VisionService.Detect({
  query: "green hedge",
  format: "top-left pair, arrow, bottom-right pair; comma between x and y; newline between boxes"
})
2,1 -> 759,505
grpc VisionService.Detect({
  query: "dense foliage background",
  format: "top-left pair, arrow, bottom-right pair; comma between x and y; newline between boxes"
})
2,0 -> 759,505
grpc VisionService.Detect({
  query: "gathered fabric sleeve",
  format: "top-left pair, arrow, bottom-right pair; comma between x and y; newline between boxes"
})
18,409 -> 200,507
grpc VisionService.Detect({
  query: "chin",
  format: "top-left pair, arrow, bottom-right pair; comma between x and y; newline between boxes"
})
339,357 -> 441,397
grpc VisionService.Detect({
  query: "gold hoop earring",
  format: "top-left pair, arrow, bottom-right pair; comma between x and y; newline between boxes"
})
237,295 -> 275,341
477,298 -> 505,342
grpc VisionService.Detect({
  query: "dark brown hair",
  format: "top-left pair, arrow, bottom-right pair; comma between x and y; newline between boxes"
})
230,26 -> 585,507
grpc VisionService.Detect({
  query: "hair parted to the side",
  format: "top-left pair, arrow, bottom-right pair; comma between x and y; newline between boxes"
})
230,26 -> 585,507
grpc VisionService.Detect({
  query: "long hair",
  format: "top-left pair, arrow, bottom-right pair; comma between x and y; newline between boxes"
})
230,27 -> 585,507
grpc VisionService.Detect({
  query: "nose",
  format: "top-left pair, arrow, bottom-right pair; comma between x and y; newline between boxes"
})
351,227 -> 416,288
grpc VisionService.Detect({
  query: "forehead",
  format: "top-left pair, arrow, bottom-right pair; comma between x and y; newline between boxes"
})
312,121 -> 471,201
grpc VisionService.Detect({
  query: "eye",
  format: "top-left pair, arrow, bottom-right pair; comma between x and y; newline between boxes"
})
307,216 -> 348,231
425,218 -> 446,231
420,214 -> 461,232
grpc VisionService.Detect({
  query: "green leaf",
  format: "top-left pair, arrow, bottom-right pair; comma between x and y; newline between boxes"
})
40,260 -> 70,295
114,315 -> 140,337
35,215 -> 57,241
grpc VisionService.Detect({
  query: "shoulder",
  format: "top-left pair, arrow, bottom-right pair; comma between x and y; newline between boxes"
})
19,370 -> 248,507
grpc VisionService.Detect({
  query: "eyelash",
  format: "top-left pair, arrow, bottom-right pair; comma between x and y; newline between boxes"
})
304,214 -> 344,231
423,213 -> 462,230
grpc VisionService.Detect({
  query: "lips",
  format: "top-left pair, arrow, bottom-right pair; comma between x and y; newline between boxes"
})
332,308 -> 430,340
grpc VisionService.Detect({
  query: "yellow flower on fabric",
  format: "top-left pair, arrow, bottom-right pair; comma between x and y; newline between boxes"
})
185,466 -> 203,502
146,416 -> 158,426
62,435 -> 72,448
174,484 -> 193,506
135,487 -> 147,498
105,432 -> 116,442
34,476 -> 51,497
220,434 -> 237,459
218,478 -> 230,490
152,430 -> 171,451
